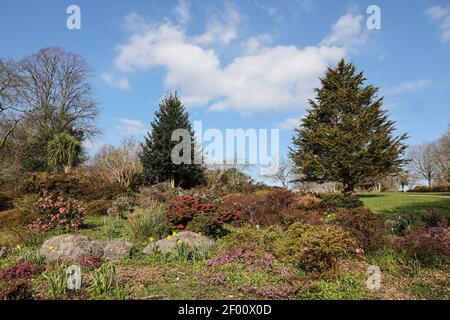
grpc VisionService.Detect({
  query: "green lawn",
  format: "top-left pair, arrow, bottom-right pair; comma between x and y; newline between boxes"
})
357,192 -> 450,219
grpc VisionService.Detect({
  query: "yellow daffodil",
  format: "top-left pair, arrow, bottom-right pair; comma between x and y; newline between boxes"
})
47,245 -> 55,251
172,231 -> 177,236
177,239 -> 183,244
168,235 -> 173,241
16,245 -> 21,250
149,236 -> 155,242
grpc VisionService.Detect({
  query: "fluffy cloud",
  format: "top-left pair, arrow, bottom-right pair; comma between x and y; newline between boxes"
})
174,0 -> 191,25
425,5 -> 450,43
116,118 -> 147,135
385,79 -> 432,95
114,5 -> 369,114
277,116 -> 303,130
101,72 -> 130,90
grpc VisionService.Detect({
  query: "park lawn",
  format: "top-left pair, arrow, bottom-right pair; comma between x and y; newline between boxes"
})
358,192 -> 450,219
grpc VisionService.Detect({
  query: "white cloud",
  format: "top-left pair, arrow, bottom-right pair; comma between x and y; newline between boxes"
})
114,8 -> 369,114
385,80 -> 432,95
174,0 -> 191,25
241,34 -> 273,54
101,72 -> 130,90
425,5 -> 450,43
116,118 -> 147,135
193,2 -> 241,46
321,14 -> 369,51
277,116 -> 303,130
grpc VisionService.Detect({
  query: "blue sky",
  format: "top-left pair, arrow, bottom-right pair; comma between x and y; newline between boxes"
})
1,0 -> 449,180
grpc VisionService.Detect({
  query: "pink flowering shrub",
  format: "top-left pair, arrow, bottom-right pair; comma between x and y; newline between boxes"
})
28,191 -> 86,231
207,248 -> 275,270
395,226 -> 450,265
0,262 -> 41,280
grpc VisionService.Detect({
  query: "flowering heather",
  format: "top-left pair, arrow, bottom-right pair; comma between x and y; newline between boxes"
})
28,191 -> 86,231
395,226 -> 450,265
238,283 -> 295,300
0,262 -> 41,280
207,248 -> 274,270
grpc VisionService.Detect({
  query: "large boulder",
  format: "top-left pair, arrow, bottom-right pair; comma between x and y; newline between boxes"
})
40,235 -> 132,262
143,231 -> 216,255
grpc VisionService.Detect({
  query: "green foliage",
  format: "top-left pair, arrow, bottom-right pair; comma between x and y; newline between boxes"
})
279,223 -> 357,273
297,274 -> 367,300
128,204 -> 168,242
221,226 -> 283,253
16,247 -> 45,266
47,133 -> 82,172
319,193 -> 364,209
43,266 -> 69,298
332,208 -> 388,252
88,263 -> 124,298
140,93 -> 204,188
290,59 -> 407,195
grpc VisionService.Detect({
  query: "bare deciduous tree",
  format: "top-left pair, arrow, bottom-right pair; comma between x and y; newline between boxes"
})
92,139 -> 142,188
0,59 -> 27,150
261,158 -> 295,188
407,143 -> 439,188
20,47 -> 99,139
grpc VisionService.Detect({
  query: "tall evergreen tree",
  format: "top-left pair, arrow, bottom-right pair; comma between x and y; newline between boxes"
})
140,93 -> 204,188
290,59 -> 407,196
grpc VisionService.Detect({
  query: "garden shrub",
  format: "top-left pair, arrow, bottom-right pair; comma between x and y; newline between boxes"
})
28,191 -> 86,231
0,192 -> 13,212
319,193 -> 364,209
221,226 -> 284,253
220,189 -> 295,227
85,200 -> 113,216
394,226 -> 450,266
421,208 -> 448,227
0,281 -> 32,300
332,208 -> 388,252
17,172 -> 127,201
0,208 -> 38,230
166,196 -> 239,238
128,203 -> 168,242
278,223 -> 357,273
282,209 -> 326,227
408,185 -> 450,193
0,262 -> 41,280
296,194 -> 330,210
107,196 -> 136,219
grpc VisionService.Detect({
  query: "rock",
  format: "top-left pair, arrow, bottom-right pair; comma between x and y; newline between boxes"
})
98,240 -> 133,261
143,231 -> 216,255
40,235 -> 132,262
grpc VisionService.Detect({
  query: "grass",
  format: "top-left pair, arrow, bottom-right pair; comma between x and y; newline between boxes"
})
357,192 -> 450,219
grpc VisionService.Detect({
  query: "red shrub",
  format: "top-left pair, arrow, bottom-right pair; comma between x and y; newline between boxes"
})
166,196 -> 239,237
28,191 -> 86,231
220,189 -> 296,227
0,262 -> 41,280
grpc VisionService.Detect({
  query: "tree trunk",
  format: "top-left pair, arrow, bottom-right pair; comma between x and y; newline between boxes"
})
169,175 -> 175,189
343,183 -> 354,197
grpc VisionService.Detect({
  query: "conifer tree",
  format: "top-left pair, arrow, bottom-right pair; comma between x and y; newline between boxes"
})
290,59 -> 407,196
140,93 -> 204,188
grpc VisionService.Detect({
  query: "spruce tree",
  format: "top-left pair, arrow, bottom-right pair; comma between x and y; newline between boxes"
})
140,93 -> 204,188
290,59 -> 407,196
